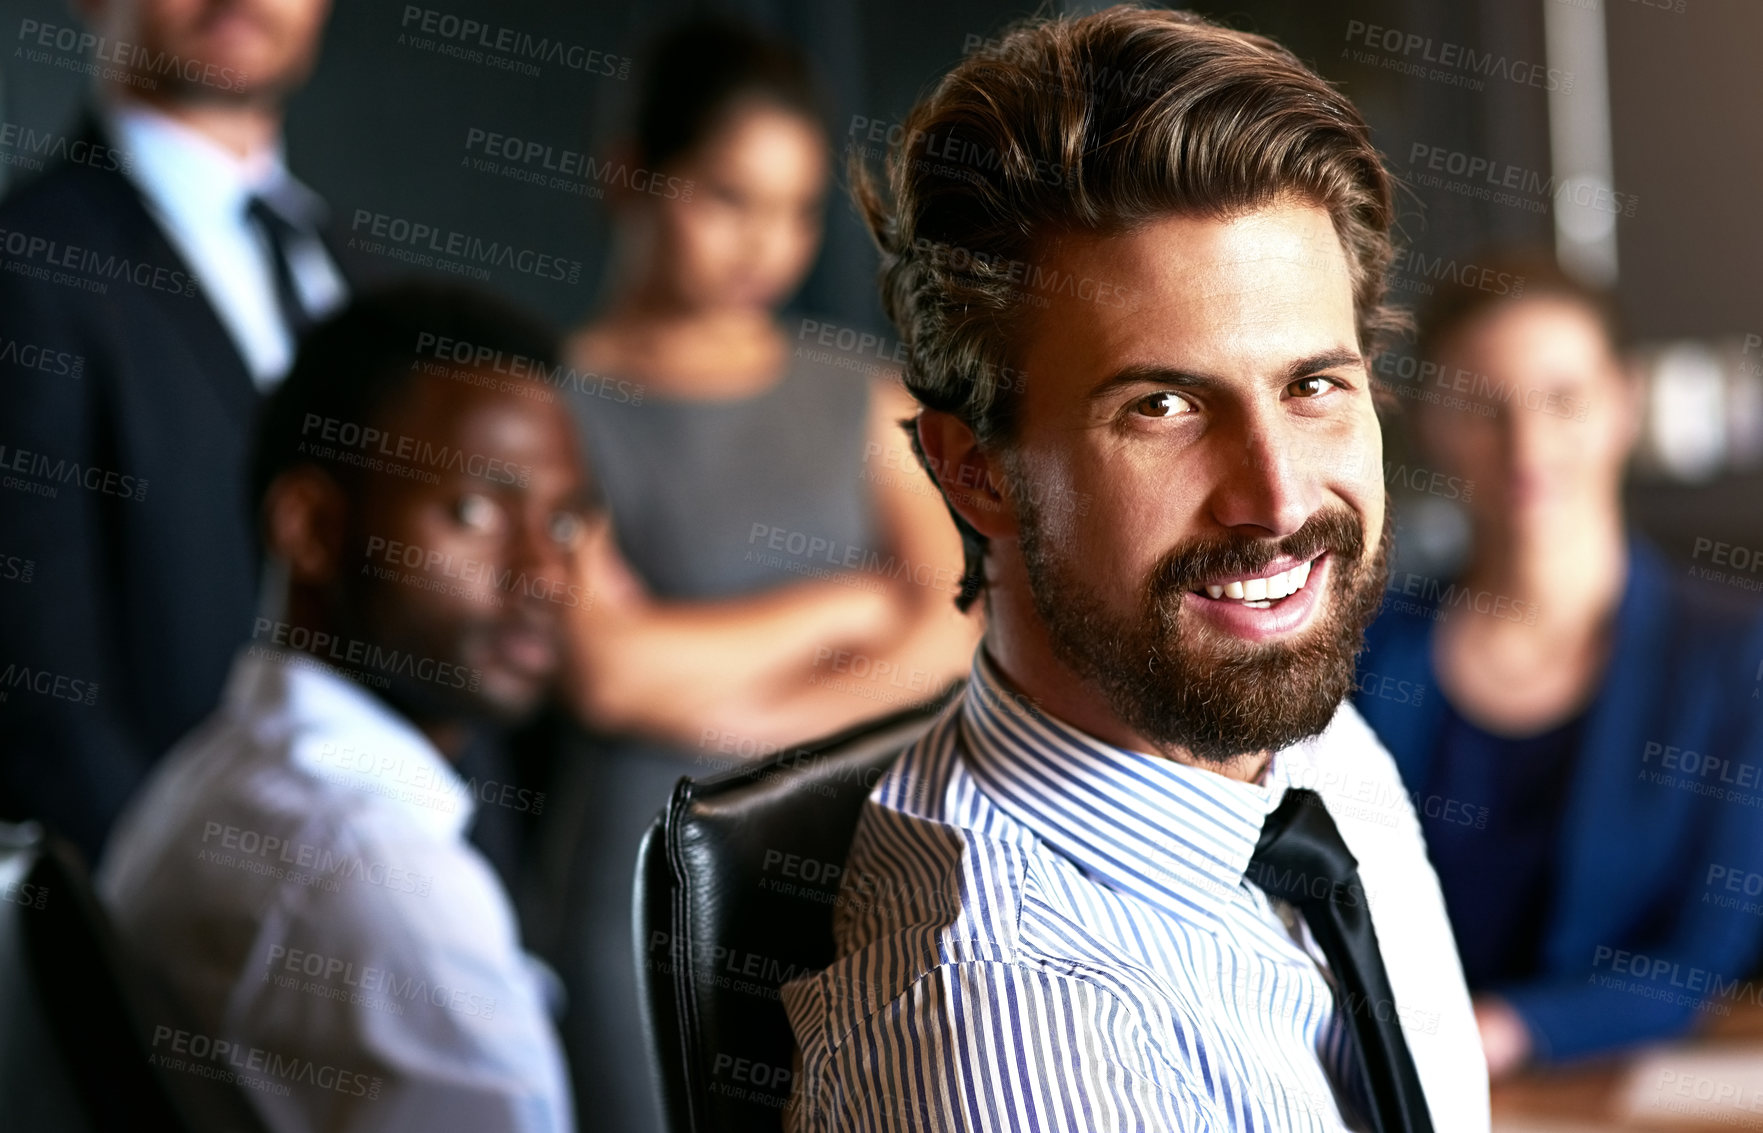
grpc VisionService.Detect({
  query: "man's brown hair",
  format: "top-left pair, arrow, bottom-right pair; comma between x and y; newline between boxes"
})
856,4 -> 1401,609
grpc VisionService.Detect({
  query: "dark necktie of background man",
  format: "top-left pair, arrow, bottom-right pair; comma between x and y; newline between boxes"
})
246,193 -> 317,339
1249,787 -> 1436,1133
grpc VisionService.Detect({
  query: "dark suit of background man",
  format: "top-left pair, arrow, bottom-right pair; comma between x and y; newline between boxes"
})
0,0 -> 356,861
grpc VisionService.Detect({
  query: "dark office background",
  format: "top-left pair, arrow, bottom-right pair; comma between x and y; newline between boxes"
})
3,0 -> 1758,562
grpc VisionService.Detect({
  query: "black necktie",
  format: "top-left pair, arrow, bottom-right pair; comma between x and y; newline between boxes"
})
245,193 -> 315,339
1247,788 -> 1434,1133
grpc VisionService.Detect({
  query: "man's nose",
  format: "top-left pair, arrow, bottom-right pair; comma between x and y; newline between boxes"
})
1209,423 -> 1326,538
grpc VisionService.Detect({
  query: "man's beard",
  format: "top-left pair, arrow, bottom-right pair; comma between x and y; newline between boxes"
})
1013,479 -> 1391,765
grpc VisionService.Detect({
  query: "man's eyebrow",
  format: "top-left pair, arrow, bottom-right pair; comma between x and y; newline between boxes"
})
1085,349 -> 1367,402
1281,348 -> 1367,382
1085,365 -> 1215,403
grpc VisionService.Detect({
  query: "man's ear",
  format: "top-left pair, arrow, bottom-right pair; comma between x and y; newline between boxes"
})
916,409 -> 1017,539
262,467 -> 349,585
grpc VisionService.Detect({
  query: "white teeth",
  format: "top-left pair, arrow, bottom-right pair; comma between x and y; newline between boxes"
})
1198,558 -> 1316,604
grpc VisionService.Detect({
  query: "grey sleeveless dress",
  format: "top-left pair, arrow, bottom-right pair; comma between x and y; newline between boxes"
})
542,345 -> 878,1132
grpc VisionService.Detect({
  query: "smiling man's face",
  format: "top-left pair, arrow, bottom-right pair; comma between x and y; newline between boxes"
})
989,199 -> 1390,768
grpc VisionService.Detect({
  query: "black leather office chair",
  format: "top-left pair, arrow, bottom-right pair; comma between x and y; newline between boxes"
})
0,821 -> 268,1133
635,689 -> 960,1133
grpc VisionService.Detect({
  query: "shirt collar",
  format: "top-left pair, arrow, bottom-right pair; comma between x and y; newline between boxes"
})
101,100 -> 325,233
959,649 -> 1311,918
225,647 -> 475,841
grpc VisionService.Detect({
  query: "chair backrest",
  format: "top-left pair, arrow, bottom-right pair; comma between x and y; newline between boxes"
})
0,821 -> 268,1133
635,690 -> 958,1133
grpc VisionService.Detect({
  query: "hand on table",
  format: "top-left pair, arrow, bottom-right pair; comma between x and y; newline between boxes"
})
1475,995 -> 1533,1080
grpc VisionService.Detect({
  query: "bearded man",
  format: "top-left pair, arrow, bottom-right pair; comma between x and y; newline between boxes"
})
780,8 -> 1489,1131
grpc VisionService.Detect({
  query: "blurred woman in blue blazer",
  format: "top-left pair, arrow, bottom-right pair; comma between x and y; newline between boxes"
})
1355,252 -> 1763,1079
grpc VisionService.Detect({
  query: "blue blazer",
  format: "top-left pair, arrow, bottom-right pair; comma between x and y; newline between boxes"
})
1355,539 -> 1763,1062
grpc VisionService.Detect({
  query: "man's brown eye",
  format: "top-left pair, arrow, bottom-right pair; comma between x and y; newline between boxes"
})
1290,376 -> 1331,398
1134,391 -> 1188,418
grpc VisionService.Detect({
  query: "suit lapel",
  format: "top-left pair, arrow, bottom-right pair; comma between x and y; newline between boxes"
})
75,112 -> 260,425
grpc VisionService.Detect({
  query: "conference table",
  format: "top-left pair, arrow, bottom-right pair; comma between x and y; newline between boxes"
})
1493,1006 -> 1763,1130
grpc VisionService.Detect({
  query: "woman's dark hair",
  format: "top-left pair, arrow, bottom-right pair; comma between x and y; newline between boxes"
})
634,15 -> 826,172
1417,248 -> 1623,364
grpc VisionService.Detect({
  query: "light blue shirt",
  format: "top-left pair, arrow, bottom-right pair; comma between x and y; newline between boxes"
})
99,648 -> 574,1133
105,100 -> 346,386
781,650 -> 1488,1131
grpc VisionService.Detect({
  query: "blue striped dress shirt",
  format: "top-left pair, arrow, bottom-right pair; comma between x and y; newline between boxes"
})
781,650 -> 1488,1131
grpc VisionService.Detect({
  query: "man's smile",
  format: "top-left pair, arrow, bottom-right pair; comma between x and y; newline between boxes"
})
1191,552 -> 1320,608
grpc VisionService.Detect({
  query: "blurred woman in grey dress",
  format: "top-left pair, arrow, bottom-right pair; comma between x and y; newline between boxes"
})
544,18 -> 978,1130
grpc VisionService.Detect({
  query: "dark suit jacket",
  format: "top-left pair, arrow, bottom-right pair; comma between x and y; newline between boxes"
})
0,115 -> 369,862
1354,539 -> 1763,1062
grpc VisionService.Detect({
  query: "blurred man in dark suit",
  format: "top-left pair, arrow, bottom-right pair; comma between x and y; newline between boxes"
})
0,0 -> 360,860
